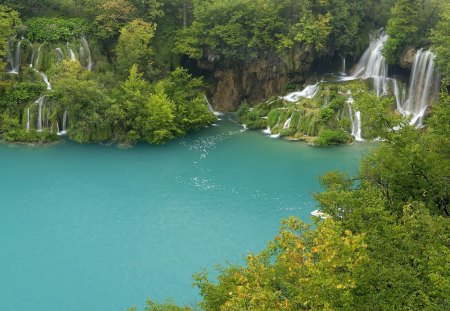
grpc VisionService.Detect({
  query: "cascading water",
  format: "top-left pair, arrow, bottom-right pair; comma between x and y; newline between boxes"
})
55,48 -> 64,61
204,95 -> 223,116
7,37 -> 24,74
351,32 -> 389,96
67,42 -> 76,61
353,111 -> 363,141
29,42 -> 34,68
283,83 -> 320,102
58,110 -> 68,136
26,108 -> 30,131
80,36 -> 93,70
40,72 -> 52,90
34,44 -> 42,70
346,95 -> 364,141
283,115 -> 292,129
36,96 -> 46,131
262,126 -> 271,135
391,79 -> 403,111
340,56 -> 346,75
401,49 -> 440,127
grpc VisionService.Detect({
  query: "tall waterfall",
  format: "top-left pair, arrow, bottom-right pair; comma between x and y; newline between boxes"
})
340,56 -> 346,75
36,96 -> 46,131
29,42 -> 34,68
26,108 -> 30,131
80,36 -> 93,70
7,37 -> 24,74
34,44 -> 42,70
351,32 -> 389,96
58,110 -> 68,135
401,50 -> 440,127
283,83 -> 320,102
353,111 -> 363,141
346,95 -> 363,141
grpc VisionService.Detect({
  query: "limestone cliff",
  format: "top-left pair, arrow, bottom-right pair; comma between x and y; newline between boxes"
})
199,45 -> 314,111
399,46 -> 416,69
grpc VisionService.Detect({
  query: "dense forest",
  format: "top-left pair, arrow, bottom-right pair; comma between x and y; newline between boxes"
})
0,0 -> 449,310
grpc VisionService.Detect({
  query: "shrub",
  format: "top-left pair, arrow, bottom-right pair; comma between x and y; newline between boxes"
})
314,129 -> 352,147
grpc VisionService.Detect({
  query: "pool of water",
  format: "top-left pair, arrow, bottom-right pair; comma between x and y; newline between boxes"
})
0,117 -> 369,310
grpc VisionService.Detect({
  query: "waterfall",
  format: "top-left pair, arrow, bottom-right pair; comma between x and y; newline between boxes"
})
67,42 -> 76,61
204,95 -> 223,116
34,44 -> 42,70
63,110 -> 67,132
340,56 -> 346,75
29,43 -> 34,68
401,50 -> 440,127
353,111 -> 363,141
391,79 -> 403,111
36,96 -> 46,131
262,126 -> 271,135
80,36 -> 93,70
58,110 -> 68,136
283,83 -> 320,102
283,115 -> 292,129
70,49 -> 76,61
351,32 -> 389,96
346,96 -> 363,141
26,108 -> 30,131
40,72 -> 52,90
55,48 -> 64,61
7,37 -> 24,74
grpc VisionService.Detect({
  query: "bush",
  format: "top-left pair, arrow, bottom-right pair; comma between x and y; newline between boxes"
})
25,18 -> 93,42
314,129 -> 352,147
4,129 -> 58,143
320,107 -> 334,121
279,128 -> 295,137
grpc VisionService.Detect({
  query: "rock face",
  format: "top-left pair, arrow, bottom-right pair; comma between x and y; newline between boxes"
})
200,45 -> 314,111
399,46 -> 416,69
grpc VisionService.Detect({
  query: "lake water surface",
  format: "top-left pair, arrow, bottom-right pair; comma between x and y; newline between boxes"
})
0,117 -> 369,310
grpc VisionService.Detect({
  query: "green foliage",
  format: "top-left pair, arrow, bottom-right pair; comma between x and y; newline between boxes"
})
4,128 -> 58,143
314,128 -> 352,146
430,2 -> 450,79
0,5 -> 21,71
175,0 -> 331,62
25,17 -> 93,42
320,107 -> 334,121
94,0 -> 137,39
194,217 -> 368,310
115,19 -> 156,78
383,0 -> 419,64
283,13 -> 333,53
142,85 -> 176,144
352,91 -> 401,139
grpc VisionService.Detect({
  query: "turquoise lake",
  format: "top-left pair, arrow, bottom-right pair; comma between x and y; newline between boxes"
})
0,117 -> 369,310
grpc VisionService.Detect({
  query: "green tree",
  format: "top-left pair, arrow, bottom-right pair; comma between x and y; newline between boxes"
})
51,60 -> 113,142
115,19 -> 156,78
431,1 -> 450,80
95,0 -> 137,39
383,0 -> 419,64
141,84 -> 176,144
0,5 -> 21,72
194,217 -> 367,310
